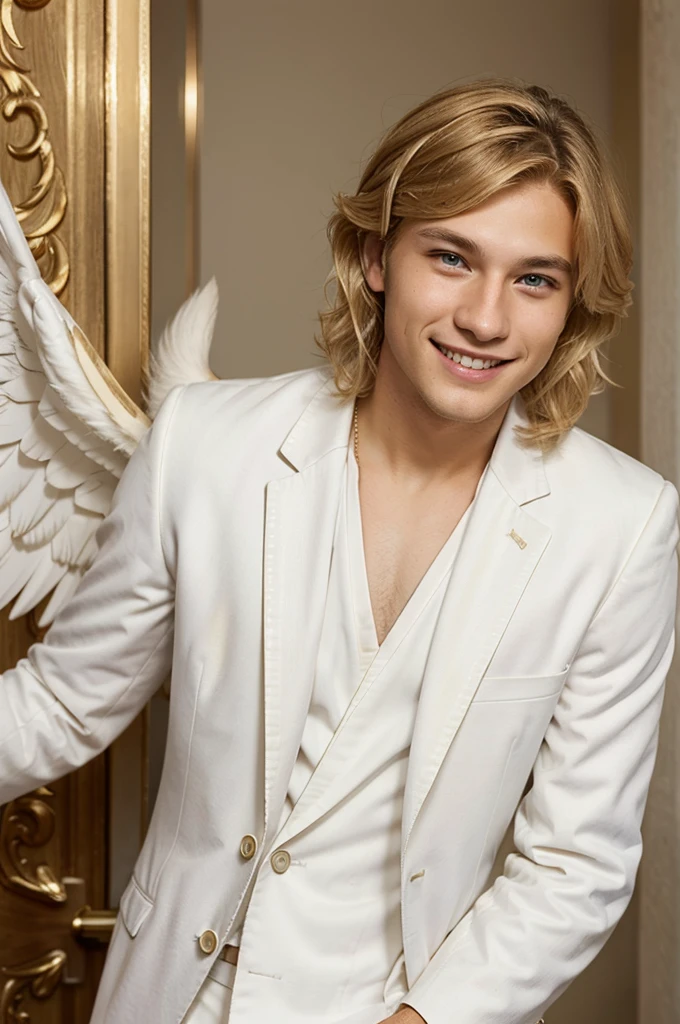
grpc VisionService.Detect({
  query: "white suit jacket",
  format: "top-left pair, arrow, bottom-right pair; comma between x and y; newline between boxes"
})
0,366 -> 676,1024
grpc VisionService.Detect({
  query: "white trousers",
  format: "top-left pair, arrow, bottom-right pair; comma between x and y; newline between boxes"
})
182,960 -> 391,1024
183,961 -> 235,1024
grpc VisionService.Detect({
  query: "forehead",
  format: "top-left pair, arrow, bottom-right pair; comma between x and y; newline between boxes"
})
405,182 -> 575,263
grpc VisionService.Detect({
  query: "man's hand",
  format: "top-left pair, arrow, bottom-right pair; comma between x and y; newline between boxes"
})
379,1006 -> 427,1024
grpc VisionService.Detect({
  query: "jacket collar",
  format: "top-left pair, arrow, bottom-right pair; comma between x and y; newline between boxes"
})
278,369 -> 550,507
488,392 -> 550,507
278,370 -> 353,472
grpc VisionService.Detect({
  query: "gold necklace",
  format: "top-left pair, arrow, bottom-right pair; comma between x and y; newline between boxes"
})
353,400 -> 360,467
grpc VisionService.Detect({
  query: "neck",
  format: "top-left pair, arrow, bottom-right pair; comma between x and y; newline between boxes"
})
358,348 -> 509,485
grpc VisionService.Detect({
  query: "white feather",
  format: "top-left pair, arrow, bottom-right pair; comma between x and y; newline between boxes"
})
20,415 -> 65,462
0,354 -> 23,379
14,344 -> 43,373
75,532 -> 99,569
9,557 -> 67,620
75,473 -> 116,516
22,284 -> 145,458
146,278 -> 219,418
2,369 -> 44,403
0,447 -> 35,509
21,493 -> 75,548
38,568 -> 83,626
0,400 -> 37,444
0,544 -> 44,608
51,510 -> 100,567
0,176 -> 225,626
45,445 -> 101,491
38,386 -> 128,480
9,466 -> 50,536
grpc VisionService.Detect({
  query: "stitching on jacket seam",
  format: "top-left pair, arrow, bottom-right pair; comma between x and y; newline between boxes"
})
128,874 -> 154,905
146,659 -> 205,901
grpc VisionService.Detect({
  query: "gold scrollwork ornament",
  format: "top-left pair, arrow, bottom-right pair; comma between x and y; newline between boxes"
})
0,949 -> 66,1023
0,0 -> 68,294
0,787 -> 66,904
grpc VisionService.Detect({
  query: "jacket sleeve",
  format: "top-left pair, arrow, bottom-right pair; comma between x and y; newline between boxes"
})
0,384 -> 185,805
403,479 -> 680,1024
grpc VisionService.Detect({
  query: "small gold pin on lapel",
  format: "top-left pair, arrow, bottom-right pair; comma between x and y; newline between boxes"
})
508,529 -> 528,550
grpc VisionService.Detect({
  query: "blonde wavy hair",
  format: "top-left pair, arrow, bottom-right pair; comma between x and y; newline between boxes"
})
316,78 -> 633,451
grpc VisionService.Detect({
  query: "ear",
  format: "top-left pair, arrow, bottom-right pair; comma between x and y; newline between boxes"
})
361,232 -> 386,293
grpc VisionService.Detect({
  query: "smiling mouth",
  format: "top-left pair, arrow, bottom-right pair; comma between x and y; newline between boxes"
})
430,339 -> 513,369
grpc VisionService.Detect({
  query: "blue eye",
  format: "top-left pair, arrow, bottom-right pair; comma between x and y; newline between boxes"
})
439,253 -> 465,268
521,274 -> 552,290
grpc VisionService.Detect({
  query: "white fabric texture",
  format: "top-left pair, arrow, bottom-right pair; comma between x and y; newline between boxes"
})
183,962 -> 236,1024
193,444 -> 471,1021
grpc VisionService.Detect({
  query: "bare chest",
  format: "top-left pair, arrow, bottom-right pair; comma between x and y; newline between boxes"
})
358,475 -> 475,646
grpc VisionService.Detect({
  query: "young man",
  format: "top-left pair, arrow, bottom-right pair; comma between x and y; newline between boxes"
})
0,80 -> 677,1024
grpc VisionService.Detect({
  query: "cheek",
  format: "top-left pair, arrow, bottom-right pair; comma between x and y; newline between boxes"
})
520,301 -> 569,355
385,272 -> 453,335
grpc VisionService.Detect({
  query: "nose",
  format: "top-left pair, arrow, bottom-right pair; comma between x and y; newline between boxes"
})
452,275 -> 510,344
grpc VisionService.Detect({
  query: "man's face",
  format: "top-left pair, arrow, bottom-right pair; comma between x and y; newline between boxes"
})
363,182 -> 575,429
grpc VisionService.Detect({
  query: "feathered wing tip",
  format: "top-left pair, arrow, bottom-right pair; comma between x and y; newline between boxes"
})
0,175 -> 150,626
20,280 -> 149,459
146,277 -> 219,419
0,177 -> 39,284
0,175 -> 223,625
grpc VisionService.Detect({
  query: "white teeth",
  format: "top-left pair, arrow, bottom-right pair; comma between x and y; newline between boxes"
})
435,342 -> 503,369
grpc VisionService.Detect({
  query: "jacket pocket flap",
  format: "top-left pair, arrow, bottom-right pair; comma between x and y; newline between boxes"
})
473,666 -> 570,703
119,876 -> 154,938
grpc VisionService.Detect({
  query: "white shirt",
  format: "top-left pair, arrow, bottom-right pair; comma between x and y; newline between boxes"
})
202,445 -> 474,1021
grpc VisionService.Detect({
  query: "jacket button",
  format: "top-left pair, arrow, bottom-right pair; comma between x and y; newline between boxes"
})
239,834 -> 258,860
271,849 -> 291,874
198,929 -> 219,954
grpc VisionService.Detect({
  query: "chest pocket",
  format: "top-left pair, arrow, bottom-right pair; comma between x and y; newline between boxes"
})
473,665 -> 570,703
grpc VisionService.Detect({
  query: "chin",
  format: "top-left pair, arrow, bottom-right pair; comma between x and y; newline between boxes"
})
422,389 -> 510,426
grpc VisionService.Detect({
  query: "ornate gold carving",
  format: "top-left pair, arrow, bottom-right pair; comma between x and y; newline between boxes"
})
0,949 -> 65,1022
0,0 -> 68,295
0,787 -> 66,904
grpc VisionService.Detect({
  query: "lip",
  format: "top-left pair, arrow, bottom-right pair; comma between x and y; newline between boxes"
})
430,339 -> 511,382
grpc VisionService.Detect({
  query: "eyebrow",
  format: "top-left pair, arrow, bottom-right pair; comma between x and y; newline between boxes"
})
416,227 -> 573,276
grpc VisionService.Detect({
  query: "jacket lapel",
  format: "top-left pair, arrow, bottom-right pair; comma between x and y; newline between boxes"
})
401,397 -> 552,853
262,380 -> 553,856
261,374 -> 354,842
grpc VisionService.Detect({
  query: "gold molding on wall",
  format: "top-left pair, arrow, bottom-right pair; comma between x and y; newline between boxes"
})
0,788 -> 66,905
105,0 -> 150,407
0,949 -> 66,1022
0,0 -> 69,295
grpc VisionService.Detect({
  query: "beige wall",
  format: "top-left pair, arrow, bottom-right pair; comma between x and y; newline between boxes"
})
639,1 -> 680,1019
198,0 -> 617,442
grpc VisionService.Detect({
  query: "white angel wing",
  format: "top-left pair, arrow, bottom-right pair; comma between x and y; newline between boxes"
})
0,177 -> 218,627
145,277 -> 218,418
